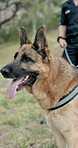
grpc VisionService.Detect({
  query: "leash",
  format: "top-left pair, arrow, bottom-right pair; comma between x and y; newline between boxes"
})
64,47 -> 78,68
48,84 -> 78,111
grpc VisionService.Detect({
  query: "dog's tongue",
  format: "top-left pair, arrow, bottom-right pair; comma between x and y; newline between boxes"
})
6,79 -> 22,99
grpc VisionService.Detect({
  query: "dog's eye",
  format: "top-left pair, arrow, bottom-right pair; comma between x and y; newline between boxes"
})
21,54 -> 35,63
14,52 -> 19,60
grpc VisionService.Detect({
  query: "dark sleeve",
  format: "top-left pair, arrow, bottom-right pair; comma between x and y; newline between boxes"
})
59,5 -> 67,26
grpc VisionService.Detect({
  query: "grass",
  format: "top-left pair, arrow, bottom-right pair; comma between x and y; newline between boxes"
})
0,30 -> 61,148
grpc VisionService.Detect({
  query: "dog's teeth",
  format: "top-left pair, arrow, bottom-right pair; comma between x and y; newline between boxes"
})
21,76 -> 29,83
25,77 -> 28,80
26,76 -> 29,79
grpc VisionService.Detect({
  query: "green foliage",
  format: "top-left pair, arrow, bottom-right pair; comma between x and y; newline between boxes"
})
0,99 -> 10,109
18,0 -> 61,32
0,22 -> 18,42
0,0 -> 62,42
0,0 -> 6,2
47,142 -> 57,148
2,118 -> 21,128
52,0 -> 62,6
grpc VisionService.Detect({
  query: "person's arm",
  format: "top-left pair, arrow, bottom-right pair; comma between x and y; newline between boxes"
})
58,25 -> 67,48
58,25 -> 66,38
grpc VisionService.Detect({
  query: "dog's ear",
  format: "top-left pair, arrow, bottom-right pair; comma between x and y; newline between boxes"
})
33,26 -> 49,59
20,27 -> 31,46
33,26 -> 48,49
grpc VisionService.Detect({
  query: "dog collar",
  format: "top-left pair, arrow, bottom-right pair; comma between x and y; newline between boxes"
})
48,84 -> 78,111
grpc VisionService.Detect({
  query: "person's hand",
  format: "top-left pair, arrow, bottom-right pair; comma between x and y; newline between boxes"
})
59,38 -> 67,48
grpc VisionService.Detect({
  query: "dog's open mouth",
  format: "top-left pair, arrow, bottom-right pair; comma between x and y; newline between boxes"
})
6,74 -> 37,99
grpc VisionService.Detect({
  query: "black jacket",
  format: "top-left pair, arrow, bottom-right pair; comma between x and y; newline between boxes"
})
60,0 -> 78,37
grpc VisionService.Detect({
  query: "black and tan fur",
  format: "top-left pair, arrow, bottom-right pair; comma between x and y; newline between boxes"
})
1,27 -> 78,148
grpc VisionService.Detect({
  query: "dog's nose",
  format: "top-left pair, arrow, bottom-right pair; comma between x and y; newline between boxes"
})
1,67 -> 10,78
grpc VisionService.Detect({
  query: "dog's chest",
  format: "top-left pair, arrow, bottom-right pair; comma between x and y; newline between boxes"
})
45,103 -> 78,138
45,111 -> 71,138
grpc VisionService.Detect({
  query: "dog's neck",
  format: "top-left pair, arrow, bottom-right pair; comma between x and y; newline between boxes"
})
32,55 -> 78,110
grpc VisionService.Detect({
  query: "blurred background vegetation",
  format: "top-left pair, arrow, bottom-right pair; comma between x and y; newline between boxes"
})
0,0 -> 65,42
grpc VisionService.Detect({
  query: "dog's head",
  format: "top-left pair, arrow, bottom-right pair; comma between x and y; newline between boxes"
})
1,26 -> 51,99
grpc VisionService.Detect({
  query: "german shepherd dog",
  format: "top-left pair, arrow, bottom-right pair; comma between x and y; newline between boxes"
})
1,27 -> 78,148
